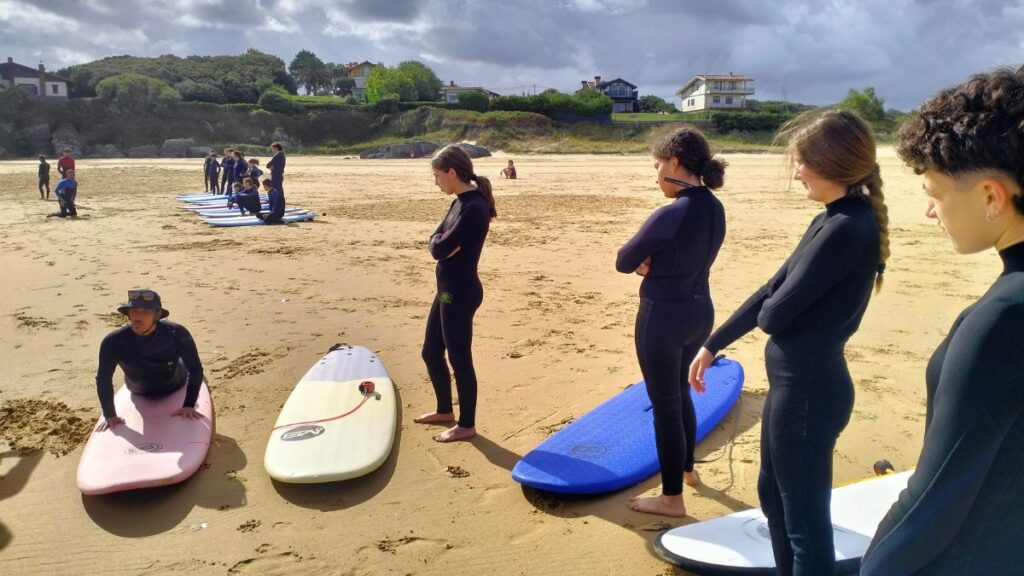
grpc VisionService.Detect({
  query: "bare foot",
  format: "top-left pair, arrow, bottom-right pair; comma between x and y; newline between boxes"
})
684,469 -> 701,487
414,412 -> 455,425
627,494 -> 687,517
433,425 -> 476,443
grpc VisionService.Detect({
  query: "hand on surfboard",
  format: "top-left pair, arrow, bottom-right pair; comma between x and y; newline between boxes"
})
172,407 -> 202,420
635,256 -> 651,276
688,347 -> 715,394
95,416 -> 125,432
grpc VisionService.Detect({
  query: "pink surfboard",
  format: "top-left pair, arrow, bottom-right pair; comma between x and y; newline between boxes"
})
76,382 -> 215,495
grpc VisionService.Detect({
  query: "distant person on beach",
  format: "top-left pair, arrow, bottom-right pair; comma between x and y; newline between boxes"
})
414,145 -> 496,443
231,150 -> 248,188
689,110 -> 889,575
861,66 -> 1024,576
266,142 -> 286,196
221,148 -> 235,194
246,158 -> 263,185
256,178 -> 284,224
52,168 -> 78,218
500,160 -> 517,179
37,155 -> 50,200
204,152 -> 220,193
93,290 -> 205,432
229,178 -> 262,215
56,148 -> 75,179
616,128 -> 727,517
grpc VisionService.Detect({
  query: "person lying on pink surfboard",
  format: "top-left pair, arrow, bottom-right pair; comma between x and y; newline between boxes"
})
93,289 -> 205,432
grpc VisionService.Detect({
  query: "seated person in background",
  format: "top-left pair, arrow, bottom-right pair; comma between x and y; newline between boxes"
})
52,168 -> 78,218
500,160 -> 517,179
257,177 -> 285,224
94,289 -> 205,432
227,180 -> 261,215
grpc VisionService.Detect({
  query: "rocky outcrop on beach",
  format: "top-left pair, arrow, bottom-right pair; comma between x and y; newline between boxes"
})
359,141 -> 439,159
359,141 -> 492,160
160,138 -> 195,158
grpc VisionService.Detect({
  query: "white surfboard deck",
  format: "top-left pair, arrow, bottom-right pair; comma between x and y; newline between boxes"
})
264,345 -> 396,483
656,471 -> 912,574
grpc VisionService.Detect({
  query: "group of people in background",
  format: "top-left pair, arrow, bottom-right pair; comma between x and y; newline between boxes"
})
85,66 -> 1022,576
199,142 -> 287,223
39,147 -> 79,217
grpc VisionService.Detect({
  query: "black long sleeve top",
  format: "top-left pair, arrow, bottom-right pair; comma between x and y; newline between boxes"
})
428,189 -> 491,292
95,321 -> 204,418
705,194 -> 880,352
615,186 -> 725,300
861,242 -> 1024,575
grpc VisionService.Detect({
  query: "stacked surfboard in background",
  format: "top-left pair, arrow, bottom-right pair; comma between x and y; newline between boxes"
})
176,192 -> 317,227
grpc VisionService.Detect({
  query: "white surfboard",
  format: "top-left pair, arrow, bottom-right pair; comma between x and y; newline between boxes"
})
655,471 -> 912,575
264,345 -> 396,483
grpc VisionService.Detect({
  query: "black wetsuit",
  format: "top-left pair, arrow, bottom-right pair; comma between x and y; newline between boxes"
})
258,187 -> 285,224
205,158 -> 220,193
861,242 -> 1024,576
221,157 -> 235,193
95,321 -> 204,418
267,151 -> 285,196
38,160 -> 50,197
704,194 -> 880,576
616,186 -> 726,495
422,189 -> 491,428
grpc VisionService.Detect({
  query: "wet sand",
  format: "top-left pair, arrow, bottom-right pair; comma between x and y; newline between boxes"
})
0,152 -> 1001,574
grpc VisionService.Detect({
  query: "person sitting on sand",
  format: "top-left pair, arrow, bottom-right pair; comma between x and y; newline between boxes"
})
255,178 -> 285,224
38,155 -> 50,200
414,145 -> 497,443
94,290 -> 205,432
52,168 -> 78,218
234,178 -> 263,215
500,160 -> 517,179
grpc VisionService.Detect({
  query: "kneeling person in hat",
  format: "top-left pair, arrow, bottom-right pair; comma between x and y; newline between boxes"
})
94,290 -> 205,431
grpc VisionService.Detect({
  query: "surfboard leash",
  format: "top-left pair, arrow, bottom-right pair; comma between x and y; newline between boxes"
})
271,381 -> 379,431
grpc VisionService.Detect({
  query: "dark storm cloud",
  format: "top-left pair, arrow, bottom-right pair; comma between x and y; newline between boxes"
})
2,0 -> 1022,110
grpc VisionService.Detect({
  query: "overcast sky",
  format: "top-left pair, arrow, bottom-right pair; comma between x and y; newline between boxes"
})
2,0 -> 1022,110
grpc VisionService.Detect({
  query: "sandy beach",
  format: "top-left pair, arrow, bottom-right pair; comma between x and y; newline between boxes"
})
0,151 -> 1002,575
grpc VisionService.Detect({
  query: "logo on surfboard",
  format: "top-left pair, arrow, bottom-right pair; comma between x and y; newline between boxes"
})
280,425 -> 326,441
570,443 -> 609,460
125,442 -> 163,455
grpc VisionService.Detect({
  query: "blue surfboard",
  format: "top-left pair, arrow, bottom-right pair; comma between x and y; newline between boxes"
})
203,211 -> 316,227
511,357 -> 744,494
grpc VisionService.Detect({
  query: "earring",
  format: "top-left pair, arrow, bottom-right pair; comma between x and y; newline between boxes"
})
986,210 -> 1000,223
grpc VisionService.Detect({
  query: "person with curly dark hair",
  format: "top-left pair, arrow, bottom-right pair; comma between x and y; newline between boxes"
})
690,109 -> 888,575
861,66 -> 1024,576
616,127 -> 727,517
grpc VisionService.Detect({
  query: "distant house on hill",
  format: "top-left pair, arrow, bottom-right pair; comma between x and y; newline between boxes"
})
345,61 -> 380,101
677,74 -> 754,112
439,81 -> 499,103
578,76 -> 638,113
0,57 -> 69,99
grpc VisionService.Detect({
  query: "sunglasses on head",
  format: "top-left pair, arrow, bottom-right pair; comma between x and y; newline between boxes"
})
128,290 -> 157,302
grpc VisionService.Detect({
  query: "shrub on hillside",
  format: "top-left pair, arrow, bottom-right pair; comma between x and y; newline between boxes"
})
258,87 -> 302,115
711,112 -> 792,132
96,73 -> 180,116
456,90 -> 490,112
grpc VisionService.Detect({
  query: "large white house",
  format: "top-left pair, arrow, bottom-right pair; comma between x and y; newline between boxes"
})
0,57 -> 69,99
677,74 -> 754,112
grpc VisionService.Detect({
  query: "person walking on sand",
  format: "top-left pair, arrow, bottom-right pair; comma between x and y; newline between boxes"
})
616,127 -> 727,517
861,66 -> 1024,576
37,155 -> 50,200
414,145 -> 496,443
93,289 -> 205,432
689,110 -> 890,576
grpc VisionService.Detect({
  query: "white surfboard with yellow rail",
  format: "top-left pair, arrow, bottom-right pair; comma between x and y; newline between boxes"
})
264,344 -> 396,483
